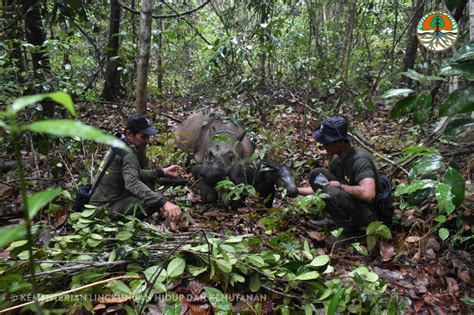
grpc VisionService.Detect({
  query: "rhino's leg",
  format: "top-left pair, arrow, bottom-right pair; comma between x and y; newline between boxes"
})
254,170 -> 278,208
191,164 -> 219,203
198,181 -> 218,203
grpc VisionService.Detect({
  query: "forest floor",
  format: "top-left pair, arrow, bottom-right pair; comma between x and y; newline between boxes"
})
0,98 -> 473,314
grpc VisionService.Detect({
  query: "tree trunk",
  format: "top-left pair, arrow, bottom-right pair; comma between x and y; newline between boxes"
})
22,0 -> 50,75
157,4 -> 164,95
134,0 -> 153,113
401,0 -> 425,81
101,0 -> 122,101
470,0 -> 474,41
2,0 -> 25,72
341,0 -> 356,85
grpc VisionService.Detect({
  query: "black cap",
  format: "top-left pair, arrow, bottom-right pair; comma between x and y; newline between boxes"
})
312,116 -> 352,144
126,113 -> 158,135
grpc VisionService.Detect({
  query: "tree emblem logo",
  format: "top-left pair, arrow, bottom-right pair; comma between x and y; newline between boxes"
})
417,11 -> 458,51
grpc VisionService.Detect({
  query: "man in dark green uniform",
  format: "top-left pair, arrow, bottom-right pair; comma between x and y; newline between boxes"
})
91,113 -> 182,229
298,116 -> 380,233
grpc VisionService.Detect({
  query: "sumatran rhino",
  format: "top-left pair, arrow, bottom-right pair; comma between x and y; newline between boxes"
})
175,112 -> 297,207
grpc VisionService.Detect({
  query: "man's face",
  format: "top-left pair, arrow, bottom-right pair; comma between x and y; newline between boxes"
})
321,141 -> 339,156
126,131 -> 150,149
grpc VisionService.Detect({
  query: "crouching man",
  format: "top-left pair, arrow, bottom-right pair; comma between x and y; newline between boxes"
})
91,113 -> 182,230
298,116 -> 380,234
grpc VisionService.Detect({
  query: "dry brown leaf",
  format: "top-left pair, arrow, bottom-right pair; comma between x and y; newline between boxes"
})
93,303 -> 106,311
458,270 -> 471,284
97,294 -> 131,304
308,231 -> 326,241
405,236 -> 421,243
379,241 -> 395,262
445,277 -> 459,295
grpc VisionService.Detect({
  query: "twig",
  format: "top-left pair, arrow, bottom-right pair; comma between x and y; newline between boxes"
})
118,0 -> 210,19
330,235 -> 365,256
161,0 -> 212,46
27,260 -> 128,277
261,284 -> 300,299
0,275 -> 139,314
349,133 -> 409,176
58,152 -> 78,190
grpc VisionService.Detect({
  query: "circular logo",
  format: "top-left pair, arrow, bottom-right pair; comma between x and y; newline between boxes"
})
417,11 -> 458,51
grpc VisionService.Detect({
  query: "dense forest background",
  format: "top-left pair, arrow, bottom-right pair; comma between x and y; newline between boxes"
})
0,0 -> 473,314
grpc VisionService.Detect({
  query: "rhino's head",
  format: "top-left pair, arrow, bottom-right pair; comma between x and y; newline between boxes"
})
199,141 -> 241,186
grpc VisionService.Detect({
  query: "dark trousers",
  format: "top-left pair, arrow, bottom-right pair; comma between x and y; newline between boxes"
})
309,168 -> 377,233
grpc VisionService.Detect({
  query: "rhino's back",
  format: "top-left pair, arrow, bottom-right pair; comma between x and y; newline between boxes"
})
174,112 -> 208,150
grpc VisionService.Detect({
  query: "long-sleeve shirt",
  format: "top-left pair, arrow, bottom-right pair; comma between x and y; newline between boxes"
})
90,140 -> 166,209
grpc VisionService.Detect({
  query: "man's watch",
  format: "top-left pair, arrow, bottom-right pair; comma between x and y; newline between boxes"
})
338,182 -> 343,189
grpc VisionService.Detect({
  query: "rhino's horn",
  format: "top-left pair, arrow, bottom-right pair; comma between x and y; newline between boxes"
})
236,129 -> 247,142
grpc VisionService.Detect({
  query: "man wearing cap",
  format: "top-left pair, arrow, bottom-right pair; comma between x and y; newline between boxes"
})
90,113 -> 182,229
298,116 -> 381,233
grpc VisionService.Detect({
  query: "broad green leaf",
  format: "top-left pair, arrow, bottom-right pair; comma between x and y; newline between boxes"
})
230,273 -> 245,284
452,42 -> 474,63
309,255 -> 330,267
164,303 -> 182,315
81,208 -> 96,218
188,265 -> 207,277
331,228 -> 343,238
439,228 -> 449,241
440,64 -> 474,81
5,240 -> 28,252
27,188 -> 62,219
400,69 -> 422,82
245,255 -> 265,268
434,215 -> 447,223
443,166 -> 465,207
434,183 -> 455,214
144,265 -> 167,282
328,287 -> 345,315
25,120 -> 130,150
395,180 -> 437,196
444,118 -> 474,137
445,0 -> 461,11
439,85 -> 474,117
304,303 -> 316,315
107,280 -> 132,296
413,91 -> 432,124
351,242 -> 368,256
249,273 -> 261,292
408,154 -> 444,180
215,259 -> 232,273
382,88 -> 415,99
224,235 -> 243,243
389,96 -> 416,119
117,231 -> 133,241
205,287 -> 231,311
295,271 -> 320,281
10,92 -> 75,116
367,235 -> 377,251
167,257 -> 186,278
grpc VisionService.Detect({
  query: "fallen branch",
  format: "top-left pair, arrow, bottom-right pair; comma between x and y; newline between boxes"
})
349,132 -> 409,176
118,0 -> 210,19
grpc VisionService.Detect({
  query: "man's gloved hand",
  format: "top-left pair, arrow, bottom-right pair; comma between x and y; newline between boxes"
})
163,165 -> 182,178
163,201 -> 181,231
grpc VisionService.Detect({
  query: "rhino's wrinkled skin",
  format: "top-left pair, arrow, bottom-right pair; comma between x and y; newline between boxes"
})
175,112 -> 297,207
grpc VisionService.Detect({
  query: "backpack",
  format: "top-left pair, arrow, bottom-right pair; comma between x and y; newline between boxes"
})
374,176 -> 394,224
71,148 -> 120,211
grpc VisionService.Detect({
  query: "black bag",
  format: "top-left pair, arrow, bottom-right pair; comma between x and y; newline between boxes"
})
72,149 -> 118,211
374,176 -> 394,224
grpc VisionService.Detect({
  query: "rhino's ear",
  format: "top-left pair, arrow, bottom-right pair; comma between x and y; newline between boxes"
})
236,129 -> 247,142
285,160 -> 294,169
